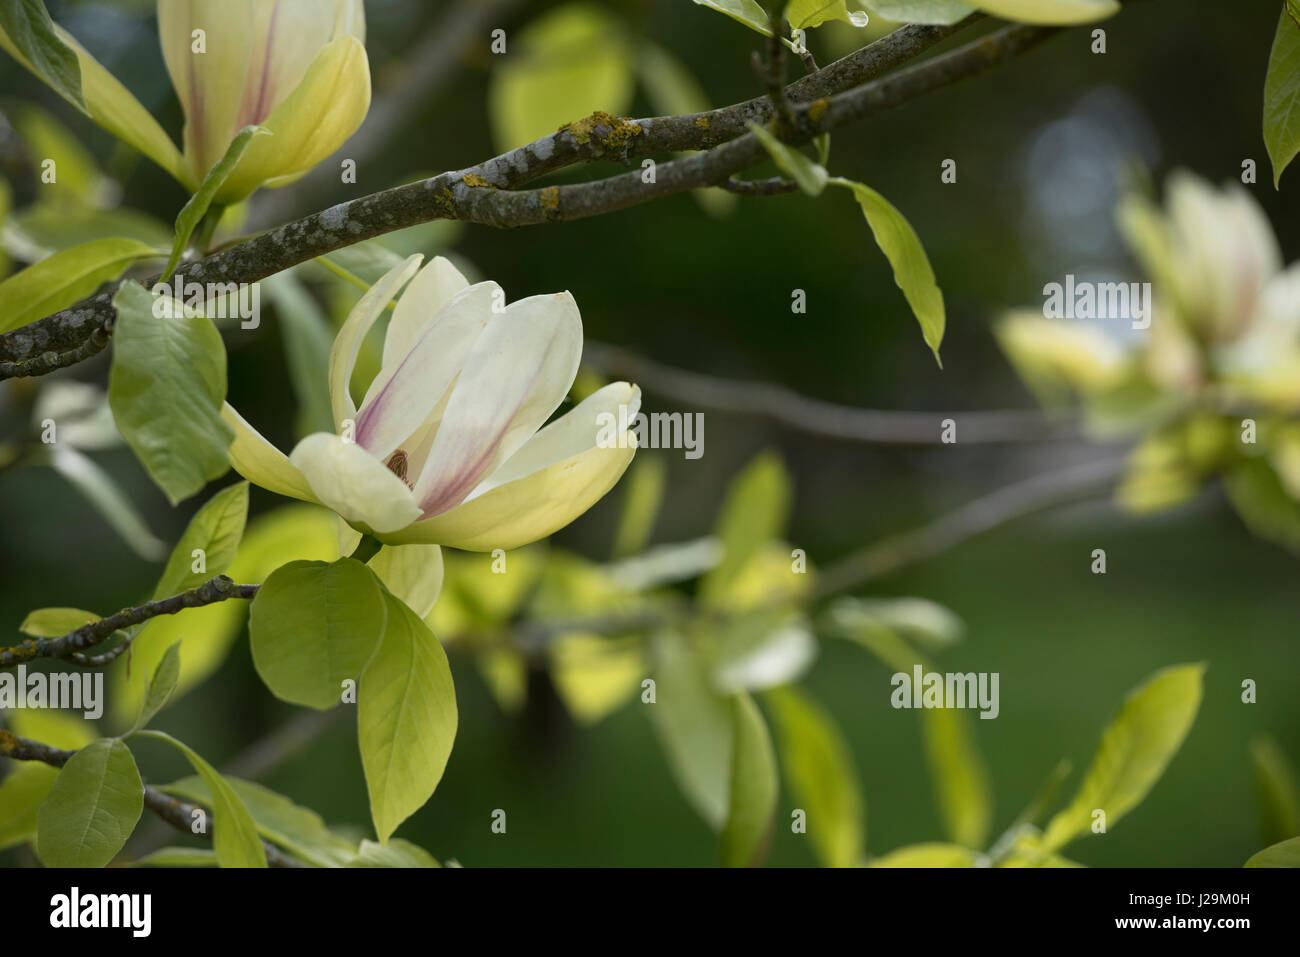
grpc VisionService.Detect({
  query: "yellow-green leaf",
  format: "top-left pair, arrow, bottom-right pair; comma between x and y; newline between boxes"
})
786,1 -> 871,30
0,237 -> 159,334
871,841 -> 980,867
1245,835 -> 1300,867
19,606 -> 97,637
720,692 -> 779,867
1251,735 -> 1300,846
1265,7 -> 1300,188
0,0 -> 86,113
748,121 -> 829,196
970,0 -> 1118,25
923,705 -> 993,849
36,738 -> 143,867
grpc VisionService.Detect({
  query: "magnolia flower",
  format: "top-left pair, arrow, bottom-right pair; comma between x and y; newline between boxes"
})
221,255 -> 641,554
0,1 -> 370,202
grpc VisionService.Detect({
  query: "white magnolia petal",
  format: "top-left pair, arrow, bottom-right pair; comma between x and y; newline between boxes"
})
382,256 -> 472,371
414,291 -> 583,516
289,432 -> 421,534
354,281 -> 500,461
328,254 -> 422,429
477,382 -> 640,495
383,438 -> 636,551
368,544 -> 444,618
221,402 -> 318,502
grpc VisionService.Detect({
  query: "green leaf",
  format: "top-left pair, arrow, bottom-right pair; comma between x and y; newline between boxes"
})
162,126 -> 267,281
346,838 -> 440,867
766,686 -> 864,867
863,1 -> 975,25
1245,835 -> 1300,867
0,0 -> 87,114
8,205 -> 172,257
163,775 -> 357,868
265,274 -> 335,437
131,642 -> 181,733
648,629 -> 734,828
152,482 -> 249,600
36,738 -> 143,867
488,3 -> 635,151
611,455 -> 668,558
747,121 -> 829,196
0,237 -> 159,334
19,606 -> 98,637
548,634 -> 645,726
871,842 -> 981,866
699,451 -> 792,608
250,558 -> 388,710
922,705 -> 993,848
1224,456 -> 1300,553
136,847 -> 219,867
1265,8 -> 1300,188
359,591 -> 458,843
1290,0 -> 1300,29
709,610 -> 817,692
969,0 -> 1118,25
831,177 -> 946,363
1250,735 -> 1300,846
134,730 -> 266,867
10,103 -> 101,206
44,446 -> 167,560
691,0 -> 774,35
0,712 -> 95,852
720,692 -> 779,867
786,1 -> 871,30
1041,663 -> 1205,851
108,280 -> 234,504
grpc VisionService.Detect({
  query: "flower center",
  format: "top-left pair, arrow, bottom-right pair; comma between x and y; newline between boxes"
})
384,449 -> 413,490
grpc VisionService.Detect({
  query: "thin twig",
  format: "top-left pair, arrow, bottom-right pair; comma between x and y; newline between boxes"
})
0,732 -> 303,867
582,341 -> 1079,445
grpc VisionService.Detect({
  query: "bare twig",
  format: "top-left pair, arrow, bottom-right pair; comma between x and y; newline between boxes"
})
0,732 -> 303,867
583,341 -> 1079,445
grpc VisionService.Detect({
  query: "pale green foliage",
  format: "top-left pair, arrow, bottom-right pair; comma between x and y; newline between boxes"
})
1245,835 -> 1300,867
0,237 -> 159,334
35,738 -> 142,867
720,692 -> 779,867
1250,735 -> 1300,846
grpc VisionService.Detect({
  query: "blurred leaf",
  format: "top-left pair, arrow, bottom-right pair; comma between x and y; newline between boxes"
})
19,606 -> 97,637
112,504 -> 340,726
108,280 -> 234,504
0,237 -> 159,334
265,274 -> 335,437
786,1 -> 870,29
162,126 -> 268,281
0,0 -> 87,113
548,634 -> 645,726
347,838 -> 440,867
1266,9 -> 1300,187
699,451 -> 792,609
135,847 -> 218,867
430,547 -> 544,636
719,541 -> 812,612
152,482 -> 249,600
1224,456 -> 1300,552
995,311 -> 1129,405
489,3 -> 635,151
36,738 -> 142,867
969,0 -> 1118,25
135,731 -> 266,867
720,692 -> 778,867
863,1 -> 974,25
359,591 -> 458,843
9,102 -> 101,205
827,596 -> 964,653
767,686 -> 864,867
607,537 -> 722,591
164,775 -> 357,867
871,842 -> 981,866
831,177 -> 945,363
250,559 -> 388,710
649,629 -> 734,828
5,206 -> 172,259
709,610 -> 817,693
748,121 -> 829,196
478,646 -> 527,715
1245,835 -> 1300,867
129,642 -> 180,733
611,455 -> 667,558
45,446 -> 167,560
922,704 -> 993,849
31,380 -> 120,450
0,711 -> 96,851
1251,735 -> 1300,846
1041,663 -> 1205,852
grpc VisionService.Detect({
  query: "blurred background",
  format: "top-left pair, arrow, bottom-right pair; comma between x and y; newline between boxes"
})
2,0 -> 1298,867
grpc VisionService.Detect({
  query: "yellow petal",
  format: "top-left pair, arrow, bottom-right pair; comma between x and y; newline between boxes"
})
369,544 -> 444,617
289,431 -> 422,534
381,439 -> 636,551
221,402 -> 318,502
214,35 -> 371,203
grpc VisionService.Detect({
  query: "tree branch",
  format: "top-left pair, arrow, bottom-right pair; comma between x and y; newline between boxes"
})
0,17 -> 1030,376
0,575 -> 259,667
0,732 -> 303,867
583,342 -> 1078,444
